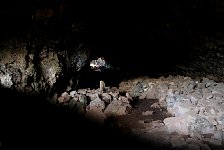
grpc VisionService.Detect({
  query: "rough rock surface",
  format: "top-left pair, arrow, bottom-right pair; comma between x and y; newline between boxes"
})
52,75 -> 224,149
117,75 -> 224,149
0,39 -> 90,95
52,86 -> 133,125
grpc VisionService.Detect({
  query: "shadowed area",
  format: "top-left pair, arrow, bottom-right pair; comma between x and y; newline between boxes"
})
0,85 -> 173,150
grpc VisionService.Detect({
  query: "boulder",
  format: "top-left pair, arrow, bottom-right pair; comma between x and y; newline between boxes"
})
104,100 -> 132,117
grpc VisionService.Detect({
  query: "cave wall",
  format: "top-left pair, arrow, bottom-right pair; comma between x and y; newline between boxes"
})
1,0 -> 224,95
0,0 -> 91,95
0,37 -> 90,95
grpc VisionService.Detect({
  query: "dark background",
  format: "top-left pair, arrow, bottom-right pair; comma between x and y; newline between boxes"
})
1,0 -> 223,75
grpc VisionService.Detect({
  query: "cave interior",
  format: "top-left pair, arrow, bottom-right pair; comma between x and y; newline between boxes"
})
1,0 -> 224,149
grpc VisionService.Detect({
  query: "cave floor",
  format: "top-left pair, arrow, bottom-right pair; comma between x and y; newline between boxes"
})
109,98 -> 171,135
54,75 -> 224,150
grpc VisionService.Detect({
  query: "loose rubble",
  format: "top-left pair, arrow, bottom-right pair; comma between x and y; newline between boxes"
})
52,86 -> 134,123
51,75 -> 224,149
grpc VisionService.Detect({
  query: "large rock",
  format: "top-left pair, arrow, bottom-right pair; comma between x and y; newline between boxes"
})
0,71 -> 13,88
188,115 -> 217,135
145,88 -> 158,99
164,116 -> 189,135
85,107 -> 106,125
129,82 -> 148,98
86,93 -> 99,101
164,113 -> 216,135
212,83 -> 224,95
101,93 -> 112,103
202,88 -> 213,99
89,98 -> 105,110
104,100 -> 132,117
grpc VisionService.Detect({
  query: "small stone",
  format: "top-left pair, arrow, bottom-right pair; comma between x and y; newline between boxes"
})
139,91 -> 147,99
86,88 -> 92,93
79,94 -> 87,104
61,92 -> 69,97
212,85 -> 224,95
68,98 -> 77,109
216,124 -> 224,130
202,89 -> 213,99
213,93 -> 223,100
158,97 -> 167,108
205,83 -> 211,88
138,120 -> 145,124
89,98 -> 105,110
197,83 -> 205,89
77,89 -> 87,94
57,95 -> 71,103
159,83 -> 169,93
191,90 -> 203,99
69,90 -> 77,97
109,91 -> 119,99
188,82 -> 196,89
57,96 -> 64,103
86,93 -> 99,101
146,88 -> 157,99
205,106 -> 217,115
118,96 -> 129,103
142,111 -> 154,116
151,102 -> 160,108
126,92 -> 133,101
151,120 -> 164,128
101,93 -> 112,103
99,80 -> 105,93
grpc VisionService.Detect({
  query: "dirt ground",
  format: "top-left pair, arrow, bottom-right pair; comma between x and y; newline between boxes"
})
104,98 -> 171,137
